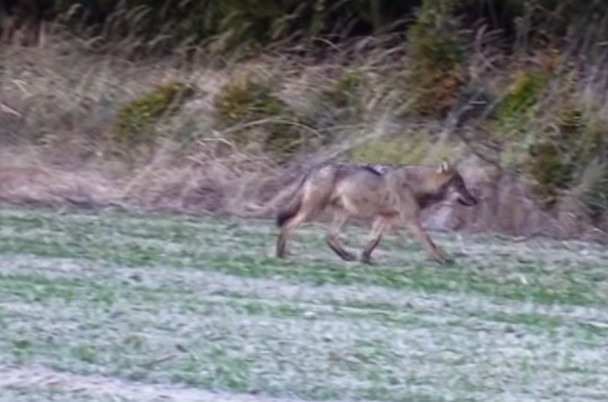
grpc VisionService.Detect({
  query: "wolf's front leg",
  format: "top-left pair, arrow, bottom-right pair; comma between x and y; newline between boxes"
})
404,220 -> 448,265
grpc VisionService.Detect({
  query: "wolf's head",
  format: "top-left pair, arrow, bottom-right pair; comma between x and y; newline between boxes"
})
437,161 -> 478,207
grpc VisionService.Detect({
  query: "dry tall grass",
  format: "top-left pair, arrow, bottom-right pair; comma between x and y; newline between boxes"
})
1,24 -> 607,242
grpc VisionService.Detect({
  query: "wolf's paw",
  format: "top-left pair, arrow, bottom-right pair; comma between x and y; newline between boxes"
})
433,255 -> 456,266
359,255 -> 376,265
342,252 -> 358,262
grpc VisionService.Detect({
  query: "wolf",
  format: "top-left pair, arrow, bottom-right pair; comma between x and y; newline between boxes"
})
274,161 -> 478,265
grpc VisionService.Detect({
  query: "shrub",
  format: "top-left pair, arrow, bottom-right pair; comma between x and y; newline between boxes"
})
322,69 -> 365,109
406,0 -> 467,117
494,69 -> 549,131
214,76 -> 308,159
578,119 -> 608,222
524,109 -> 608,213
525,141 -> 575,207
312,68 -> 370,128
215,77 -> 285,124
112,80 -> 194,144
580,164 -> 608,224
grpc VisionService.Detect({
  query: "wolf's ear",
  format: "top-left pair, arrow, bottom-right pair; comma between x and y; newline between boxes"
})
437,160 -> 451,174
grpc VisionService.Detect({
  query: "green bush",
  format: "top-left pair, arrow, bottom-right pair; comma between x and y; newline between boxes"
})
321,69 -> 365,110
406,0 -> 466,117
214,76 -> 308,159
578,119 -> 608,222
112,80 -> 194,144
524,109 -> 608,214
313,68 -> 370,127
495,69 -> 549,131
556,107 -> 584,136
525,141 -> 575,207
522,107 -> 576,208
581,166 -> 608,224
215,77 -> 285,124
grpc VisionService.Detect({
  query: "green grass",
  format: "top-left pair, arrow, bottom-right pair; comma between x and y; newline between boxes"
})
0,205 -> 607,401
1,207 -> 607,307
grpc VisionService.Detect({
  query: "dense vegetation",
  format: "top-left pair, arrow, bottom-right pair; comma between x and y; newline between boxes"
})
4,1 -> 608,52
2,0 -> 608,234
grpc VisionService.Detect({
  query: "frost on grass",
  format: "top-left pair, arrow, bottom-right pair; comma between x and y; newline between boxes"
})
0,364 -> 314,402
1,206 -> 608,401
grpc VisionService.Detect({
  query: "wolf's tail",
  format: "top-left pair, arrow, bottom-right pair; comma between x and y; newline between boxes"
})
241,174 -> 304,218
276,178 -> 305,227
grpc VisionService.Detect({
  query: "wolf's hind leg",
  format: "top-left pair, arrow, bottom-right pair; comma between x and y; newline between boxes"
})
276,204 -> 314,259
325,212 -> 356,261
360,216 -> 389,264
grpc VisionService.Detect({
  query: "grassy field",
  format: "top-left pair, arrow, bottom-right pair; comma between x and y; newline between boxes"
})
0,205 -> 607,402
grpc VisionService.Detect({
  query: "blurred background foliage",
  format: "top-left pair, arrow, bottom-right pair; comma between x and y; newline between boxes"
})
2,0 -> 608,228
3,0 -> 608,54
